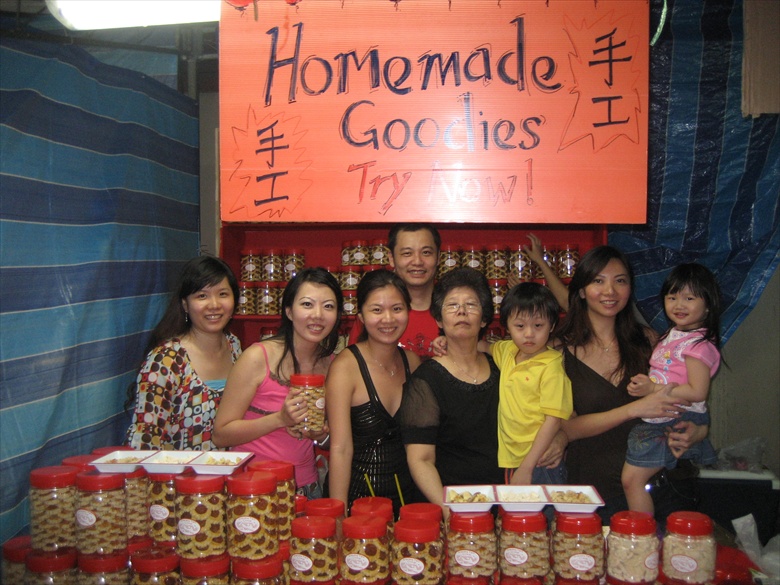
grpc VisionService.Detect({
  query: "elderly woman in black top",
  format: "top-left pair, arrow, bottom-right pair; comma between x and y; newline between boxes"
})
397,268 -> 504,509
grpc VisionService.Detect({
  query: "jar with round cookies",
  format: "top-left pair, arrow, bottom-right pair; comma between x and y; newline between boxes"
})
231,554 -> 285,585
77,551 -> 130,585
437,244 -> 461,279
289,374 -> 326,436
289,516 -> 339,585
552,512 -> 604,584
391,518 -> 444,585
180,553 -> 231,585
29,465 -> 79,552
25,548 -> 77,585
485,243 -> 509,280
227,470 -> 279,561
174,474 -> 227,560
498,511 -> 549,584
75,470 -> 128,556
247,460 -> 296,542
147,472 -> 178,546
130,546 -> 180,585
340,515 -> 390,585
447,512 -> 497,582
2,535 -> 32,584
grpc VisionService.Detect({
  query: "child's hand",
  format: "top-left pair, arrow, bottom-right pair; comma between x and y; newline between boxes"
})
431,335 -> 448,356
627,374 -> 655,396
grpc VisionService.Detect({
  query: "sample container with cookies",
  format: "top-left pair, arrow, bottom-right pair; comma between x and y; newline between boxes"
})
227,470 -> 279,561
288,515 -> 339,584
392,518 -> 444,585
606,511 -> 659,585
75,470 -> 128,556
28,465 -> 79,552
180,552 -> 231,585
340,515 -> 391,585
174,474 -> 227,560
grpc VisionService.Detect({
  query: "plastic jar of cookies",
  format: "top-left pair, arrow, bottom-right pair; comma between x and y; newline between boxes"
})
75,471 -> 128,556
259,249 -> 284,282
461,245 -> 484,272
340,515 -> 390,585
256,282 -> 280,316
125,467 -> 150,543
606,511 -> 658,585
237,282 -> 257,316
352,240 -> 370,266
61,455 -> 98,472
485,244 -> 509,279
341,266 -> 362,291
533,247 -> 556,280
305,498 -> 345,543
447,511 -> 497,581
29,465 -> 80,552
438,244 -> 461,278
370,240 -> 390,265
231,554 -> 284,585
343,291 -> 358,316
342,241 -> 355,265
556,245 -> 579,279
489,279 -> 508,315
552,512 -> 604,584
289,516 -> 339,584
350,497 -> 394,538
130,546 -> 180,584
284,249 -> 305,281
180,553 -> 230,585
77,551 -> 130,585
392,518 -> 444,585
499,511 -> 549,583
2,534 -> 32,583
509,245 -> 534,282
241,248 -> 263,282
247,460 -> 296,542
227,470 -> 279,560
174,474 -> 227,559
25,548 -> 78,585
148,473 -> 178,546
289,374 -> 326,435
661,512 -> 715,585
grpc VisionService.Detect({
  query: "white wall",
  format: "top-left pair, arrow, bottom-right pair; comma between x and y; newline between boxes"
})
710,267 -> 780,476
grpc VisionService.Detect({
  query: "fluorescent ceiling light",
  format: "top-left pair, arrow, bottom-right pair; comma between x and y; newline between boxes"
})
46,0 -> 220,30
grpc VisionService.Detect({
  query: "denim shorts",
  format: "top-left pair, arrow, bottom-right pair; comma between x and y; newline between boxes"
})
627,411 -> 717,469
297,480 -> 323,500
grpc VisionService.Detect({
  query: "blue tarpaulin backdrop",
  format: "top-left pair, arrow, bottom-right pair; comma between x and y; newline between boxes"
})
0,0 -> 778,545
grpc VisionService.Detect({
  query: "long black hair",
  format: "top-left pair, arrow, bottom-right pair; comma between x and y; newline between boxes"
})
556,245 -> 652,381
355,269 -> 411,343
272,267 -> 343,379
660,263 -> 722,348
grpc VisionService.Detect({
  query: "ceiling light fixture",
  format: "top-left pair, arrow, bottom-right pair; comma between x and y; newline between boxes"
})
45,0 -> 220,30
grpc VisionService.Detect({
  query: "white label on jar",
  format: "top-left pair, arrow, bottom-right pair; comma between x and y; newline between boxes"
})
373,251 -> 385,260
645,551 -> 659,570
76,509 -> 96,527
504,547 -> 529,565
178,519 -> 201,536
234,516 -> 260,534
264,263 -> 276,273
238,294 -> 248,304
515,259 -> 528,269
149,504 -> 169,520
569,553 -> 595,571
261,294 -> 273,303
398,557 -> 425,575
454,549 -> 480,567
467,260 -> 481,268
445,258 -> 458,267
494,259 -> 506,267
285,262 -> 296,272
354,251 -> 366,261
315,397 -> 325,410
244,262 -> 256,272
291,553 -> 313,571
342,253 -> 350,263
344,301 -> 356,312
493,294 -> 503,304
345,553 -> 370,571
564,259 -> 577,268
346,275 -> 359,286
670,554 -> 697,573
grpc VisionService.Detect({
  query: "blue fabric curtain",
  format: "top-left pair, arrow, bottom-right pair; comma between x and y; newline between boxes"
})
610,0 -> 779,343
0,37 -> 200,543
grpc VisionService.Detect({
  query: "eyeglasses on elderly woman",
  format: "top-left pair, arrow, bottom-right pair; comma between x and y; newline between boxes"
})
442,301 -> 482,314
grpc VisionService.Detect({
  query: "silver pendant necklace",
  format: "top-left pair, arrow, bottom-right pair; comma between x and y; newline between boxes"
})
449,355 -> 479,384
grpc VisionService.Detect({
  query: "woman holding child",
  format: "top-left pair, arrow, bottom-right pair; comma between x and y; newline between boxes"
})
397,268 -> 504,506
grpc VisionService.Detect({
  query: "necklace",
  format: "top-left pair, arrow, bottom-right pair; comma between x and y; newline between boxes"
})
595,337 -> 616,352
448,355 -> 480,384
369,351 -> 397,377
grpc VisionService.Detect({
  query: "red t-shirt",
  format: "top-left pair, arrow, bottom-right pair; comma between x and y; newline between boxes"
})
348,309 -> 440,359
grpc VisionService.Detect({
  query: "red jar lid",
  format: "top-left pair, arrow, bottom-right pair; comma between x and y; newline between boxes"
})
489,279 -> 508,286
449,511 -> 494,533
448,577 -> 491,585
2,535 -> 32,562
241,248 -> 262,256
666,511 -> 713,536
263,248 -> 282,256
148,472 -> 178,482
247,460 -> 294,481
124,467 -> 148,480
610,510 -> 656,535
26,549 -> 77,573
289,374 -> 325,387
342,240 -> 354,248
556,512 -> 602,535
227,470 -> 277,495
462,244 -> 482,252
131,547 -> 179,573
75,470 -> 125,491
364,264 -> 385,272
292,515 -> 336,539
29,465 -> 79,489
286,248 -> 304,255
77,552 -> 129,573
174,473 -> 225,494
487,243 -> 508,250
232,554 -> 284,579
180,552 -> 230,577
279,540 -> 290,560
351,496 -> 393,523
127,536 -> 153,555
353,240 -> 368,246
399,502 -> 442,523
394,518 -> 440,543
91,445 -> 134,456
295,494 -> 308,514
305,497 -> 345,519
369,239 -> 387,246
502,511 -> 547,533
342,515 -> 387,539
60,454 -> 97,471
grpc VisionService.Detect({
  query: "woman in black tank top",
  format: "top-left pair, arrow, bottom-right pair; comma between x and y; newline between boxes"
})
325,270 -> 423,515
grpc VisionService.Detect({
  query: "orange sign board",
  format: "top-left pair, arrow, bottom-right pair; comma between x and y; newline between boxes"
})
219,0 -> 648,224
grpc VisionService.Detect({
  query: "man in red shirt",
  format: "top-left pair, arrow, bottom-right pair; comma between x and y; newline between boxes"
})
349,224 -> 441,358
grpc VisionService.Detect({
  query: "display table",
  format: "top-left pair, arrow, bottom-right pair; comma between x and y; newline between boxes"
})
696,468 -> 780,546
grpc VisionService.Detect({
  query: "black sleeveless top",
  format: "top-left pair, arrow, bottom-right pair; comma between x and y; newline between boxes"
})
345,345 -> 420,515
